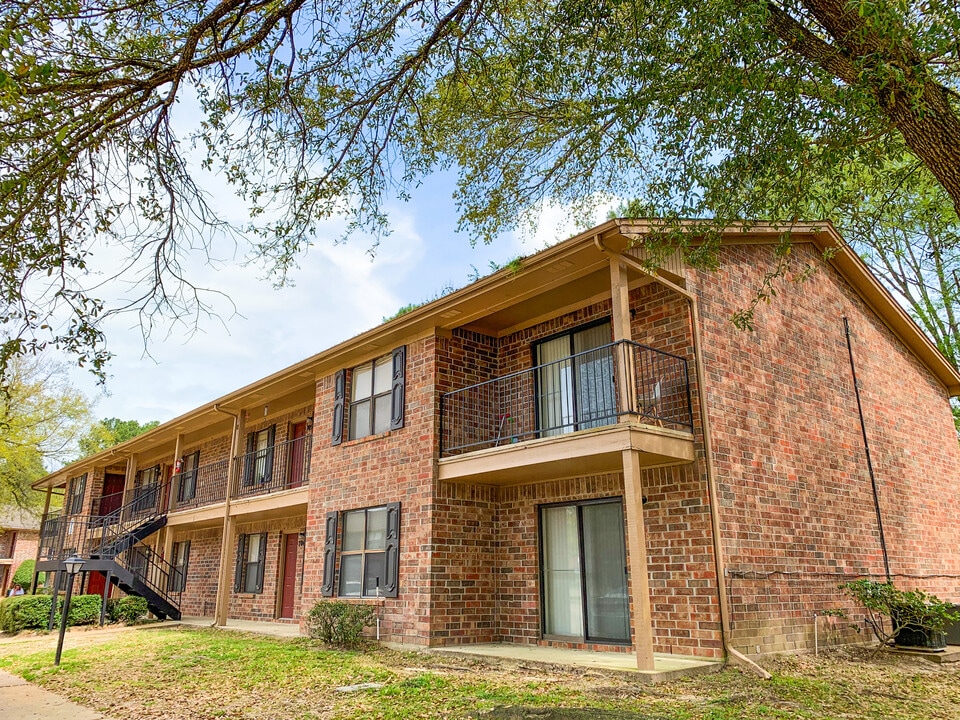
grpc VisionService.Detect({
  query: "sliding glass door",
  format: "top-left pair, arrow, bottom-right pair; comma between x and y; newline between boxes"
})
536,321 -> 616,437
540,499 -> 630,643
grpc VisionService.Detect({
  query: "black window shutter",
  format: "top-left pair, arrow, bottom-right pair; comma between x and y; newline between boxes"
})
263,425 -> 276,484
243,431 -> 255,486
254,533 -> 267,592
390,347 -> 406,431
332,370 -> 346,445
383,502 -> 401,598
233,534 -> 246,592
321,512 -> 338,597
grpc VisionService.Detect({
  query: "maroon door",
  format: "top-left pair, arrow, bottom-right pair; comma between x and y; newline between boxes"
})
87,572 -> 106,597
288,422 -> 307,489
280,534 -> 299,619
99,473 -> 126,516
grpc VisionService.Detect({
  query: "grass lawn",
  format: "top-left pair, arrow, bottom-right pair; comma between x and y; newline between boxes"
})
0,626 -> 958,719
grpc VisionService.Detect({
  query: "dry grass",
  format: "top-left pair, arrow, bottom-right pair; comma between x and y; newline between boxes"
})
0,626 -> 957,719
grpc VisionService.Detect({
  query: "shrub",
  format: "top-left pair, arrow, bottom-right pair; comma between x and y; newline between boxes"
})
0,594 -> 53,633
840,580 -> 959,647
66,594 -> 102,626
12,559 -> 37,588
307,601 -> 376,648
107,596 -> 148,625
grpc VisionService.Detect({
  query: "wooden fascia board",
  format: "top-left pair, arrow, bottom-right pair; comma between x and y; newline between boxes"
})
809,227 -> 960,397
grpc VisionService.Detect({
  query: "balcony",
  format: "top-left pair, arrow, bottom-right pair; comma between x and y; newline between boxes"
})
232,432 -> 312,500
438,340 -> 696,484
169,458 -> 229,512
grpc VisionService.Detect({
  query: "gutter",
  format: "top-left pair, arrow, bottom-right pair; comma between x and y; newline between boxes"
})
596,237 -> 770,679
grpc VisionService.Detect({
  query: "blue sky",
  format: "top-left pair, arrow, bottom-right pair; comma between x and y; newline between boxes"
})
73,167 -> 610,425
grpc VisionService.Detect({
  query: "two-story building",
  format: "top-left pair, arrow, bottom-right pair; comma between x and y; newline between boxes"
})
31,219 -> 960,672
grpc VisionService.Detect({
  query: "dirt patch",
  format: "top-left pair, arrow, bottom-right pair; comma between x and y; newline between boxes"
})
477,709 -> 664,720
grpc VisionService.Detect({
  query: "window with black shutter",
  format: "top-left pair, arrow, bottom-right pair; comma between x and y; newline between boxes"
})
177,451 -> 200,503
243,426 -> 275,487
233,532 -> 267,593
345,346 -> 406,441
67,473 -> 87,515
168,540 -> 190,592
321,502 -> 400,599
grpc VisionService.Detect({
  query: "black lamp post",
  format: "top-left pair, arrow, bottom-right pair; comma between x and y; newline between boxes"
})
54,555 -> 85,666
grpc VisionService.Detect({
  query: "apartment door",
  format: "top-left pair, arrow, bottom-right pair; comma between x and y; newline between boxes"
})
99,473 -> 126,517
540,499 -> 630,643
287,422 -> 308,489
536,321 -> 616,436
279,533 -> 299,619
87,571 -> 106,597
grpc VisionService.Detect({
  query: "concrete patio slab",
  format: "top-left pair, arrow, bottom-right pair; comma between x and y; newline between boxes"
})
427,643 -> 723,683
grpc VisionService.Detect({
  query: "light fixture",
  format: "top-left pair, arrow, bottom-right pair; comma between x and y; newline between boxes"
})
54,556 -> 86,666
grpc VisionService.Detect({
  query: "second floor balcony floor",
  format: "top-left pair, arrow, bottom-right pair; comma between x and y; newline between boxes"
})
439,339 -> 697,484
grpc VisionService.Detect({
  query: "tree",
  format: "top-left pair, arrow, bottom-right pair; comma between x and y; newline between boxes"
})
1,0 -> 958,379
0,357 -> 92,507
78,418 -> 161,458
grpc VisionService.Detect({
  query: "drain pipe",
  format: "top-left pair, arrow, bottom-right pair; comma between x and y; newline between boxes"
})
596,238 -> 770,679
842,317 -> 891,582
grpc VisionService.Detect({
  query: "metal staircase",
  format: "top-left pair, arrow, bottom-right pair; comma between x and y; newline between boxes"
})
38,481 -> 182,620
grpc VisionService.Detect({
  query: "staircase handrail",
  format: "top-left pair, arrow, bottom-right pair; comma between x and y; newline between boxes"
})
116,545 -> 183,611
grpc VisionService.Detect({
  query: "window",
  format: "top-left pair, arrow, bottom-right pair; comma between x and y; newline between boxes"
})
540,498 -> 629,643
132,465 -> 161,515
321,502 -> 401,598
243,426 -> 275,486
177,451 -> 200,503
349,355 -> 393,439
67,473 -> 87,515
535,321 -> 616,436
332,346 -> 405,444
234,533 -> 267,593
168,540 -> 190,592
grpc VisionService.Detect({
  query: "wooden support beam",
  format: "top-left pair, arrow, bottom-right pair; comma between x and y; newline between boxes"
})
622,448 -> 655,670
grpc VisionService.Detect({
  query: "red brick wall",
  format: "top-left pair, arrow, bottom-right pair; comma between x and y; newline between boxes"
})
691,242 -> 960,654
174,527 -> 222,618
230,516 -> 306,622
301,337 -> 438,644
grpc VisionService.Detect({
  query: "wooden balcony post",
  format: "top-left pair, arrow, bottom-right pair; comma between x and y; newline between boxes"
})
622,448 -> 655,670
214,409 -> 244,626
609,258 -> 637,419
123,454 -> 139,509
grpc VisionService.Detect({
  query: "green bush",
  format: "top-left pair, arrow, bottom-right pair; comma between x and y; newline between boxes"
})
307,601 -> 377,648
840,580 -> 959,646
107,596 -> 148,625
11,559 -> 40,588
66,594 -> 102,626
0,594 -> 52,633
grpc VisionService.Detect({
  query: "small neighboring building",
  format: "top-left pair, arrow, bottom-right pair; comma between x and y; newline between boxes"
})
0,506 -> 41,594
29,220 -> 960,669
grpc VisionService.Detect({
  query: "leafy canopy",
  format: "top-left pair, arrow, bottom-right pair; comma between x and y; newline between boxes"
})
78,418 -> 161,458
0,0 -> 958,378
0,357 -> 92,506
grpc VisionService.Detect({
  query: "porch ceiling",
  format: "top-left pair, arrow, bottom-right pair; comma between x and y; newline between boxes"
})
437,423 -> 695,486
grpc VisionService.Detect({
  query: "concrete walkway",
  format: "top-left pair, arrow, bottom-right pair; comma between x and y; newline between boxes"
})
0,669 -> 103,719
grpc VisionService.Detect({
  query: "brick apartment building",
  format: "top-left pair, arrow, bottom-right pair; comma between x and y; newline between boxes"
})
0,507 -> 40,595
30,220 -> 960,670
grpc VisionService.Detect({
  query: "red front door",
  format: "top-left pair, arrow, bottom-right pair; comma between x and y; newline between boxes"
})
288,422 -> 307,489
99,473 -> 126,516
87,572 -> 106,597
280,533 -> 299,619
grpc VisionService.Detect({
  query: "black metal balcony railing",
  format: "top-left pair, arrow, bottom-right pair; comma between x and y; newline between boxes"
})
232,432 -> 312,499
169,459 -> 229,512
440,340 -> 693,456
120,545 -> 182,610
38,479 -> 172,561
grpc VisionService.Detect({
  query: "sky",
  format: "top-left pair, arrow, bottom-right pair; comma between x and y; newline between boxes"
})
71,169 -> 610,425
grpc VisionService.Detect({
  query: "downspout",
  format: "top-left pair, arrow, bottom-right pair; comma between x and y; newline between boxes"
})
213,404 -> 242,626
595,237 -> 770,679
843,317 -> 891,581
